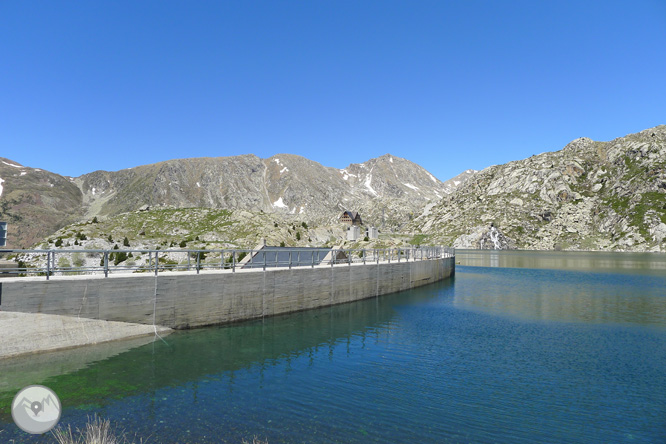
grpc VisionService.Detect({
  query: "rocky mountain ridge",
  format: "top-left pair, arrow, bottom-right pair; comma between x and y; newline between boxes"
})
410,125 -> 666,252
1,153 -> 467,248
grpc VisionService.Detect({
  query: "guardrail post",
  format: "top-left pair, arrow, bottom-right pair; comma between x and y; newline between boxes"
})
398,248 -> 401,262
46,251 -> 51,280
232,250 -> 236,272
348,250 -> 351,266
263,250 -> 266,271
155,251 -> 159,276
104,251 -> 109,277
362,249 -> 366,265
331,250 -> 335,267
196,251 -> 200,274
289,251 -> 292,269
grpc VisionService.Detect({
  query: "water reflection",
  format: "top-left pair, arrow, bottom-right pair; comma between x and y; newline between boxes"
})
0,335 -> 160,395
457,249 -> 666,274
454,266 -> 666,326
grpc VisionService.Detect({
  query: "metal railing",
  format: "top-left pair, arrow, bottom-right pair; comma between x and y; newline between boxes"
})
0,246 -> 454,280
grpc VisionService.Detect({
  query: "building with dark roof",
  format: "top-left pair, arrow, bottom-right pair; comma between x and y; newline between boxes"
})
340,211 -> 362,226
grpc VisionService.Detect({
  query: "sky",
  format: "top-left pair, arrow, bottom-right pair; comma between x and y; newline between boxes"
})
1,1 -> 665,182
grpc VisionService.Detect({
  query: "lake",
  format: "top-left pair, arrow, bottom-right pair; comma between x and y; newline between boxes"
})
1,250 -> 665,443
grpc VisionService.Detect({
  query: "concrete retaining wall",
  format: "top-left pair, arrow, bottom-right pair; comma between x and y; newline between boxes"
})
0,258 -> 454,329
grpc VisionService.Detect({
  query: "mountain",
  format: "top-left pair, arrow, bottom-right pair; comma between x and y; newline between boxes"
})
0,158 -> 83,249
77,153 -> 448,227
410,126 -> 666,252
1,153 -> 449,248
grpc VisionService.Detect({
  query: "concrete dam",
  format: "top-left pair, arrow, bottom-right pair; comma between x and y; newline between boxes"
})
0,247 -> 455,329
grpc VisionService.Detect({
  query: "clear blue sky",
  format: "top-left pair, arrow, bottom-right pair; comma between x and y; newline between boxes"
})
2,1 -> 665,181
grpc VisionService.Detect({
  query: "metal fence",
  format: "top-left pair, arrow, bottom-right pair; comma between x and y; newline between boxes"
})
0,246 -> 455,280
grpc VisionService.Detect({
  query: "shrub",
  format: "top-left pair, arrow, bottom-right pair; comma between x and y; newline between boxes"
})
301,222 -> 308,229
123,237 -> 130,247
51,414 -> 143,444
279,241 -> 285,247
113,244 -> 119,250
179,240 -> 187,248
92,216 -> 98,223
107,234 -> 113,242
73,253 -> 85,268
57,257 -> 70,268
114,251 -> 128,265
296,231 -> 301,241
55,238 -> 63,247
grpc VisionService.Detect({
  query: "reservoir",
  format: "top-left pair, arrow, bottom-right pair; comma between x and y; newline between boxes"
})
1,250 -> 666,443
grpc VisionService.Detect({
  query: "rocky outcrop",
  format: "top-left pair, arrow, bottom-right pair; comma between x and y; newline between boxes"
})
453,225 -> 516,250
411,126 -> 666,252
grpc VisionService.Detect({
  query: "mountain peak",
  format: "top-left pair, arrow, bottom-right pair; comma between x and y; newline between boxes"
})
410,125 -> 666,252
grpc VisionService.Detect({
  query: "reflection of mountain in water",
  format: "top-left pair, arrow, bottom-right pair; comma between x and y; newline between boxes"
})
457,249 -> 666,274
454,266 -> 666,325
0,283 -> 447,423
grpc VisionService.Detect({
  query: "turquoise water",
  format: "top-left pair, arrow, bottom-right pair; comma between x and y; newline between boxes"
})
1,251 -> 666,443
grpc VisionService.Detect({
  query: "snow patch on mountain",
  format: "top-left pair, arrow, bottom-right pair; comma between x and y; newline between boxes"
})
364,174 -> 378,196
2,161 -> 21,168
273,197 -> 287,208
339,169 -> 357,181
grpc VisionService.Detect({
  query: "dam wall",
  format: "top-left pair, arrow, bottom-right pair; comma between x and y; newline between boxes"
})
0,257 -> 454,329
